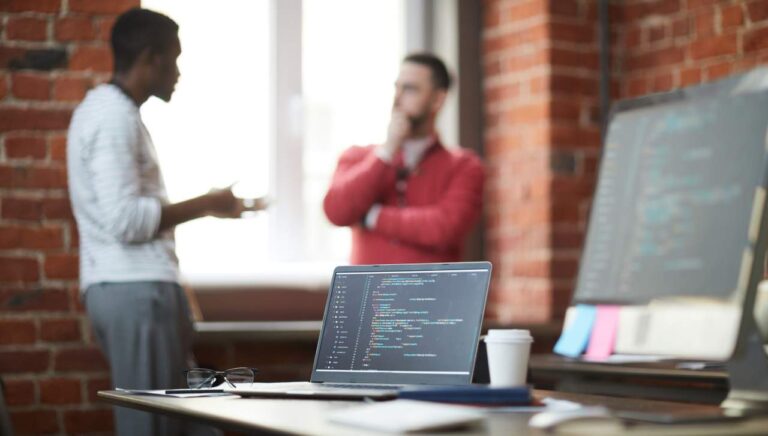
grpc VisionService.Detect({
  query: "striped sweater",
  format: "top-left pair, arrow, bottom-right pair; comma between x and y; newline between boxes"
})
67,84 -> 179,290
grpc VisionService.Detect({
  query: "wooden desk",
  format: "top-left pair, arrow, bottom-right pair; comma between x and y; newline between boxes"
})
529,355 -> 729,404
98,389 -> 768,435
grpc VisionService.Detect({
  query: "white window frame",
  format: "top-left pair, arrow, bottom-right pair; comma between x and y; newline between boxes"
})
269,0 -> 305,262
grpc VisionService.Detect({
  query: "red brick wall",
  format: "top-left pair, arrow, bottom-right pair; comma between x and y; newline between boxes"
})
483,0 -> 768,324
483,0 -> 602,323
617,0 -> 768,98
0,1 -> 137,434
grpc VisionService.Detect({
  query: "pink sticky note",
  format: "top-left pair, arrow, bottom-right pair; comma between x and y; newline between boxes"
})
585,305 -> 621,360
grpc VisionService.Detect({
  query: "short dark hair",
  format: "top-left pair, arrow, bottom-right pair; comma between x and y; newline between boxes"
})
403,53 -> 451,90
111,8 -> 179,73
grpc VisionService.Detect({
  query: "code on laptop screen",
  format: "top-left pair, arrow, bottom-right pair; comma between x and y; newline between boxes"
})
314,268 -> 489,384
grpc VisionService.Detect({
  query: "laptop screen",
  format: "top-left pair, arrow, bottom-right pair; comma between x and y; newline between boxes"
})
311,262 -> 492,385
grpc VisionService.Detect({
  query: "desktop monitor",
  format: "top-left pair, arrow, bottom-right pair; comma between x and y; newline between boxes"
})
570,67 -> 768,383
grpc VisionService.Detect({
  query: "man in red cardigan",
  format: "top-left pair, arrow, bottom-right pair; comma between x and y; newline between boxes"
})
323,53 -> 484,264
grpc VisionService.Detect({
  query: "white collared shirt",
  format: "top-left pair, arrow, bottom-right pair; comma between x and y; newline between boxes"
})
374,136 -> 433,170
401,136 -> 433,170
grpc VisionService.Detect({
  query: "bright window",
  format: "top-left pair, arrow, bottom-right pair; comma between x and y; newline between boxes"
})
302,0 -> 404,260
140,0 -> 404,280
141,0 -> 272,277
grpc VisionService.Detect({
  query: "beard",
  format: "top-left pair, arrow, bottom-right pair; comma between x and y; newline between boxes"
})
407,111 -> 430,133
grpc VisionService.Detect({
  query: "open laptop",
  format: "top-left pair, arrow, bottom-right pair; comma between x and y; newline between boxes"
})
231,262 -> 492,399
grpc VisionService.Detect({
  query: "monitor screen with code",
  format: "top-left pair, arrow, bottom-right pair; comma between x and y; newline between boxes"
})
574,68 -> 768,304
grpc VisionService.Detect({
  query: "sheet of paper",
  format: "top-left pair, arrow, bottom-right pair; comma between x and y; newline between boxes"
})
585,305 -> 621,360
328,399 -> 482,432
614,303 -> 740,360
483,397 -> 584,413
553,304 -> 597,357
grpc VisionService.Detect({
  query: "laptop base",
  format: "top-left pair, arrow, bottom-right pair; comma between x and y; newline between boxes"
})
229,382 -> 399,400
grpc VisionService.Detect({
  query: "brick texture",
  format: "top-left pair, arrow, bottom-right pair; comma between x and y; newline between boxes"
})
0,108 -> 72,131
1,197 -> 43,220
0,256 -> 39,282
69,0 -> 139,15
483,0 -> 768,323
0,2 -> 138,434
4,136 -> 47,159
0,73 -> 7,99
2,379 -> 35,406
40,317 -> 81,342
55,16 -> 96,41
6,17 -> 48,41
86,376 -> 112,403
0,288 -> 70,312
53,75 -> 91,102
0,349 -> 49,373
0,319 -> 36,344
0,225 -> 64,250
11,73 -> 50,100
9,410 -> 58,434
54,347 -> 108,372
69,45 -> 113,72
44,253 -> 79,279
1,0 -> 61,13
483,0 -> 601,323
0,164 -> 68,189
616,0 -> 768,97
64,409 -> 114,434
40,377 -> 82,404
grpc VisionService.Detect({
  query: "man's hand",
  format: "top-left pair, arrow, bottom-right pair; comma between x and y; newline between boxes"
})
159,187 -> 264,232
204,187 -> 246,218
242,196 -> 270,212
379,109 -> 410,159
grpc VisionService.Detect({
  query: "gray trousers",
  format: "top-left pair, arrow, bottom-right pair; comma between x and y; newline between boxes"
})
85,281 -> 214,436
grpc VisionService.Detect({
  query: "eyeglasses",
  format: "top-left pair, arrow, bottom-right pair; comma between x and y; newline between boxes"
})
183,367 -> 258,389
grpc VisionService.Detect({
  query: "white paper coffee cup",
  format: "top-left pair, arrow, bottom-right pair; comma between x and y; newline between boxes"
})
484,329 -> 533,387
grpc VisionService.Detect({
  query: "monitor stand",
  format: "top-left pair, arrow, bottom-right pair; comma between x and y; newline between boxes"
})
722,178 -> 768,413
722,312 -> 768,411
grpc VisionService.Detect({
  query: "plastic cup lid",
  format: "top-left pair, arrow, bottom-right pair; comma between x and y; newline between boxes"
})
484,329 -> 534,342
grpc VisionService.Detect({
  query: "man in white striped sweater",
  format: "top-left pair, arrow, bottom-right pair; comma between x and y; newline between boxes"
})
67,8 -> 256,435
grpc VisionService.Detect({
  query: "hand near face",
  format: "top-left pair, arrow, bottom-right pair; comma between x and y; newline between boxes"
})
380,109 -> 411,157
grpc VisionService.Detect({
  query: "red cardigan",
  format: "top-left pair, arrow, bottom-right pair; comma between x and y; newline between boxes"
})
323,139 -> 484,264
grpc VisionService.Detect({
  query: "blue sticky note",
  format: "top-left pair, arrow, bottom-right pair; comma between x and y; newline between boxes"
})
553,304 -> 598,358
